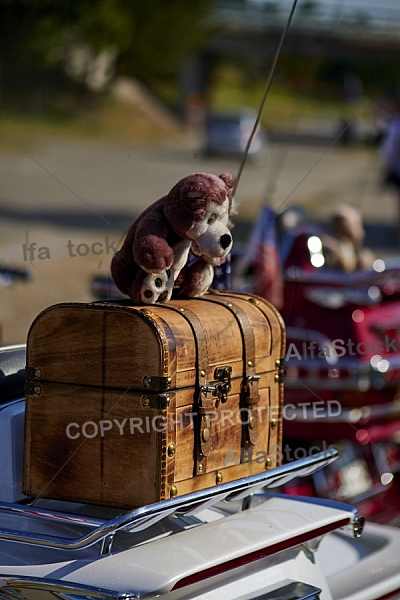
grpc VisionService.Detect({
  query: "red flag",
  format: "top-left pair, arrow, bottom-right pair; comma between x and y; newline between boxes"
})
243,206 -> 284,309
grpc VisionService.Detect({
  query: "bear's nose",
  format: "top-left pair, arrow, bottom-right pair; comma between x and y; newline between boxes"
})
220,234 -> 232,250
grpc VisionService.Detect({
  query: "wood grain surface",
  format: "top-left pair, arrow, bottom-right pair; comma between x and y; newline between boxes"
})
24,292 -> 285,508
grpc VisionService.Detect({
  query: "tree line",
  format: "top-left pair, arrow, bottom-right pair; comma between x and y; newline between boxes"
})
0,0 -> 211,112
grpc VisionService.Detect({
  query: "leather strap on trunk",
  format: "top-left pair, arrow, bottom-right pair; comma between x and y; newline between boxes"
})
214,290 -> 286,458
199,296 -> 260,449
158,304 -> 212,476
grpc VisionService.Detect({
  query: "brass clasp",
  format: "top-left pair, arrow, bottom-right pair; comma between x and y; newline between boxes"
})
200,385 -> 217,396
213,365 -> 232,405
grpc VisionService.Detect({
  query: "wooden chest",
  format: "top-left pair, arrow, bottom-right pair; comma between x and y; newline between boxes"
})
23,292 -> 285,509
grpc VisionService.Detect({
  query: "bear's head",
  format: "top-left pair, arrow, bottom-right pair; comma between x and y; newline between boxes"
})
164,172 -> 235,264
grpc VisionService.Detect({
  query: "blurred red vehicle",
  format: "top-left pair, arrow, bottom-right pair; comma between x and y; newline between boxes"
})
257,208 -> 400,525
277,216 -> 400,398
281,400 -> 400,526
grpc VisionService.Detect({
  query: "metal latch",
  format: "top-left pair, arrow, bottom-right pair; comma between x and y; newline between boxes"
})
213,365 -> 232,405
25,366 -> 42,380
142,375 -> 172,391
25,382 -> 42,396
141,393 -> 170,409
199,366 -> 232,407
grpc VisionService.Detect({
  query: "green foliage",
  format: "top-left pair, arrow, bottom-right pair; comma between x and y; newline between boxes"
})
117,0 -> 211,84
0,0 -> 212,108
209,65 -> 345,129
298,1 -> 319,16
0,0 -> 132,66
72,0 -> 133,52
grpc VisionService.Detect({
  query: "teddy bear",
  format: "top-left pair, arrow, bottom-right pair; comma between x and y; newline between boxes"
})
322,204 -> 374,272
111,171 -> 236,304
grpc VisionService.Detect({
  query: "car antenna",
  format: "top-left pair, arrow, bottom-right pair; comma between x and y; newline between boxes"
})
262,0 -> 347,206
233,0 -> 299,198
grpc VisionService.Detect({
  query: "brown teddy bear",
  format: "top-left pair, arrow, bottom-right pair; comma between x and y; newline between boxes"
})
111,172 -> 235,304
322,204 -> 374,272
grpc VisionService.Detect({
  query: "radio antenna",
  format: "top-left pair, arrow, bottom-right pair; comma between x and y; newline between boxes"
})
233,0 -> 299,197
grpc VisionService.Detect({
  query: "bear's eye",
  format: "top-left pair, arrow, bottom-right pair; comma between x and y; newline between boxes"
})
207,213 -> 217,225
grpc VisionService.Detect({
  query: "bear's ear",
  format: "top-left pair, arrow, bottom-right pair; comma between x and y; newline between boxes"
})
218,172 -> 236,191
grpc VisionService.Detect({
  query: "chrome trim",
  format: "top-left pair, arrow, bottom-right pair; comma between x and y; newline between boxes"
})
285,261 -> 400,285
0,344 -> 26,353
284,371 -> 373,391
0,450 -> 339,554
285,266 -> 367,284
304,286 -> 381,308
0,502 -> 105,528
0,575 -> 137,599
283,400 -> 400,424
284,354 -> 400,390
353,513 -> 365,538
262,495 -> 364,539
253,581 -> 321,599
285,356 -> 375,371
284,376 -> 369,391
286,327 -> 339,365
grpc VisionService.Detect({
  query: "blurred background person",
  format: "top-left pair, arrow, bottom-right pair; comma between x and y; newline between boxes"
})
322,204 -> 375,273
380,97 -> 400,240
